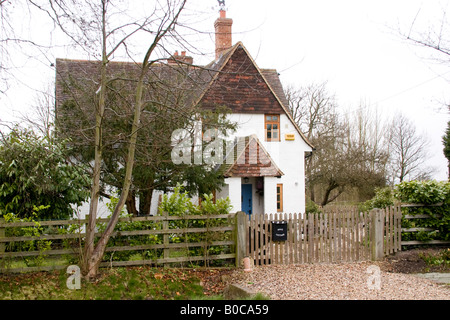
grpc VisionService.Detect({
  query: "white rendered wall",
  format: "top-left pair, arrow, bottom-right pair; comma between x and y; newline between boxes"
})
221,113 -> 312,214
224,177 -> 242,213
75,112 -> 313,219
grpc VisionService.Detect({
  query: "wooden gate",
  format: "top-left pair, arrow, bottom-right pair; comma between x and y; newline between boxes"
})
245,206 -> 401,265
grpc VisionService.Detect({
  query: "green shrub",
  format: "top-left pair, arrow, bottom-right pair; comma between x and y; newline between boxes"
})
396,180 -> 450,243
419,248 -> 450,268
361,181 -> 450,243
305,198 -> 321,214
393,180 -> 450,205
158,185 -> 233,265
2,205 -> 52,268
0,128 -> 90,220
98,195 -> 163,262
358,187 -> 394,211
97,186 -> 233,266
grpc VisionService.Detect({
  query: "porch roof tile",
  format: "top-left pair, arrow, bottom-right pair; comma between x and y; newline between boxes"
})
221,135 -> 284,177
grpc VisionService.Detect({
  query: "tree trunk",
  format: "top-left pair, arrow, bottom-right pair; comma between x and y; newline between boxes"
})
84,190 -> 128,279
81,5 -> 108,276
139,188 -> 153,216
126,190 -> 139,216
84,72 -> 144,279
309,184 -> 315,203
320,180 -> 340,207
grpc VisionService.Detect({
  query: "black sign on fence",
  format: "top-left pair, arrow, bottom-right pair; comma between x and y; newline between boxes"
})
271,221 -> 287,241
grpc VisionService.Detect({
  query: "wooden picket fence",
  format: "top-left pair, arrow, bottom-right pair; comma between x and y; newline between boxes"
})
245,206 -> 402,265
383,205 -> 403,255
0,206 -> 403,273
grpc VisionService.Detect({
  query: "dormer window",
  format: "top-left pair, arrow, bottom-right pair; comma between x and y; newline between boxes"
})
265,114 -> 280,141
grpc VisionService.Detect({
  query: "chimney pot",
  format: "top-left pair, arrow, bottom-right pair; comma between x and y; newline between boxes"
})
167,50 -> 193,65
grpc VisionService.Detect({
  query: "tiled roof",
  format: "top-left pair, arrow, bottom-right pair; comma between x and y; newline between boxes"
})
196,44 -> 285,115
192,42 -> 313,149
220,135 -> 284,177
54,41 -> 314,149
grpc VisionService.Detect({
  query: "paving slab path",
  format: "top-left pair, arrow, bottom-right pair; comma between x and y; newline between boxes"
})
414,272 -> 450,284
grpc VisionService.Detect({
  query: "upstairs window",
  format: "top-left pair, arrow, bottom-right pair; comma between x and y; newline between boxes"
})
265,114 -> 280,141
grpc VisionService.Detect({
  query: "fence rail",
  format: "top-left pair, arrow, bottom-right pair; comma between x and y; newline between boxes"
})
0,213 -> 237,273
400,202 -> 450,247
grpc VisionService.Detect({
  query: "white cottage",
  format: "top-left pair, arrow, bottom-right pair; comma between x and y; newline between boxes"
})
55,9 -> 313,218
193,10 -> 314,216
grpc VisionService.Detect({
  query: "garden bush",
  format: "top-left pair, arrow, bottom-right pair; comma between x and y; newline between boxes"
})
0,128 -> 90,220
396,180 -> 450,243
159,186 -> 233,265
360,180 -> 450,243
1,205 -> 52,268
98,186 -> 233,266
358,187 -> 394,212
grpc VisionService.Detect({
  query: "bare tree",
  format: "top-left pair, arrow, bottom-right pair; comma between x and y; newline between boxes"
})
87,0 -> 187,280
31,0 -> 189,279
0,0 -> 12,93
400,5 -> 450,177
0,1 -> 57,95
19,83 -> 55,138
402,6 -> 450,60
344,105 -> 389,197
285,82 -> 336,141
286,82 -> 341,204
286,84 -> 389,206
387,113 -> 434,183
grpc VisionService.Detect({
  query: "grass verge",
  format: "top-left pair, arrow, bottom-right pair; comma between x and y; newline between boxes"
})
0,266 -> 207,300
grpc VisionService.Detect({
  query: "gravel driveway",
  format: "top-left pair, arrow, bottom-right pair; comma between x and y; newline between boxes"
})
228,261 -> 450,300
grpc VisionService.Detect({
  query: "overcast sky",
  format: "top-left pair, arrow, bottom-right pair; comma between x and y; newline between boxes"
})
1,0 -> 449,181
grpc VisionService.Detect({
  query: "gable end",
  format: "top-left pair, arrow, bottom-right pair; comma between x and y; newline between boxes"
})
199,45 -> 284,115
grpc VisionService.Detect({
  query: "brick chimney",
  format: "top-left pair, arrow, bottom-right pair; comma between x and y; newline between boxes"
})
214,9 -> 233,60
167,50 -> 193,65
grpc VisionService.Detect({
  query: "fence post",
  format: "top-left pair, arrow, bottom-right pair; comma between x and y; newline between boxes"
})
235,211 -> 247,268
370,209 -> 384,261
163,211 -> 169,265
84,214 -> 89,235
0,218 -> 5,254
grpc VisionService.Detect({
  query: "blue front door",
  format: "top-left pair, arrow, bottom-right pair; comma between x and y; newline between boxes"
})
241,184 -> 252,215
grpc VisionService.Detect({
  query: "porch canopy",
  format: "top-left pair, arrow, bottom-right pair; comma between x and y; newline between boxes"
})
219,135 -> 284,178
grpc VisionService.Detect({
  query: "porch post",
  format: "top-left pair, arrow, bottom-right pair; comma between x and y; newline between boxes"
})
225,177 -> 242,213
263,177 -> 277,213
